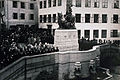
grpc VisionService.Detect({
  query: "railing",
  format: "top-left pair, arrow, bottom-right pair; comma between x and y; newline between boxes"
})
99,67 -> 113,80
0,51 -> 60,80
0,57 -> 26,80
0,45 -> 112,80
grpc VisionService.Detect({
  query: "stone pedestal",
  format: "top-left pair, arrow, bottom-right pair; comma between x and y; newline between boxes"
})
54,29 -> 79,52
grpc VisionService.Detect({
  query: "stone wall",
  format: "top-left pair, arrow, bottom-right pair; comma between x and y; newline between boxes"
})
0,45 -> 100,80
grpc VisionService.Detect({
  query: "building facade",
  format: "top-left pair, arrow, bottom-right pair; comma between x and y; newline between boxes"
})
0,0 -> 38,29
38,0 -> 120,40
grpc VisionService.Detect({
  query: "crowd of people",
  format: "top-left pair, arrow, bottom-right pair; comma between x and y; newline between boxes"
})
79,37 -> 120,51
79,37 -> 98,51
0,26 -> 59,70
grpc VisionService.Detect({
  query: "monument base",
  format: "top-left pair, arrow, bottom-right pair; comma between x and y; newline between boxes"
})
54,29 -> 79,52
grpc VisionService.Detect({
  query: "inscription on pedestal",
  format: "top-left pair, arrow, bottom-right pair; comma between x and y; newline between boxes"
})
54,30 -> 79,51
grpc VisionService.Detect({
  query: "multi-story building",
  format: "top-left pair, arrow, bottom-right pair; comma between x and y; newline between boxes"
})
0,0 -> 38,29
38,0 -> 120,40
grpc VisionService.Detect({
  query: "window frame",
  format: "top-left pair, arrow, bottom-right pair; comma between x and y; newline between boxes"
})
94,14 -> 99,23
93,30 -> 99,38
40,15 -> 42,23
13,1 -> 18,8
113,14 -> 118,23
84,30 -> 90,38
53,14 -> 56,23
76,0 -> 81,7
48,0 -> 51,7
20,13 -> 25,20
43,15 -> 47,23
111,30 -> 118,37
102,14 -> 107,23
40,1 -> 42,9
21,2 -> 25,9
0,2 -> 1,8
48,14 -> 51,22
30,14 -> 34,20
114,0 -> 119,9
53,0 -> 56,7
85,0 -> 91,7
101,30 -> 107,38
85,14 -> 91,23
2,1 -> 4,7
94,0 -> 100,8
13,13 -> 18,19
102,0 -> 108,8
75,14 -> 81,23
58,0 -> 62,6
44,0 -> 47,8
30,3 -> 34,10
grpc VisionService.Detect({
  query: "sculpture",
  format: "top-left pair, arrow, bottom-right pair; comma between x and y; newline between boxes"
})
89,60 -> 96,74
74,62 -> 82,77
58,5 -> 75,29
0,11 -> 6,31
0,12 -> 5,25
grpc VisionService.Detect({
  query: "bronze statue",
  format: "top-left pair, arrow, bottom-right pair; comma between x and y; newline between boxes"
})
58,5 -> 75,29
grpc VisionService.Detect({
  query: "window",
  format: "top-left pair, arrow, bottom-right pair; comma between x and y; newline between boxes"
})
30,3 -> 34,9
2,1 -> 4,7
0,2 -> 1,8
21,2 -> 25,9
13,13 -> 18,19
40,1 -> 42,9
13,1 -> 18,8
76,0 -> 81,7
53,14 -> 56,22
75,14 -> 81,23
0,1 -> 4,8
44,0 -> 47,8
53,0 -> 56,7
113,14 -> 118,23
20,13 -> 25,19
85,30 -> 90,38
78,30 -> 81,39
101,30 -> 107,38
40,15 -> 42,23
114,0 -> 119,8
111,30 -> 118,37
85,0 -> 91,7
30,14 -> 34,20
102,0 -> 108,8
48,0 -> 51,7
48,14 -> 51,22
67,0 -> 72,6
85,14 -> 90,23
94,0 -> 99,8
102,14 -> 107,23
66,0 -> 72,10
44,15 -> 47,23
93,30 -> 99,38
58,0 -> 62,6
94,14 -> 99,23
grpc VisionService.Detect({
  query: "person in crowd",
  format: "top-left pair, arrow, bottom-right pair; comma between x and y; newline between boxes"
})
0,26 -> 59,70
